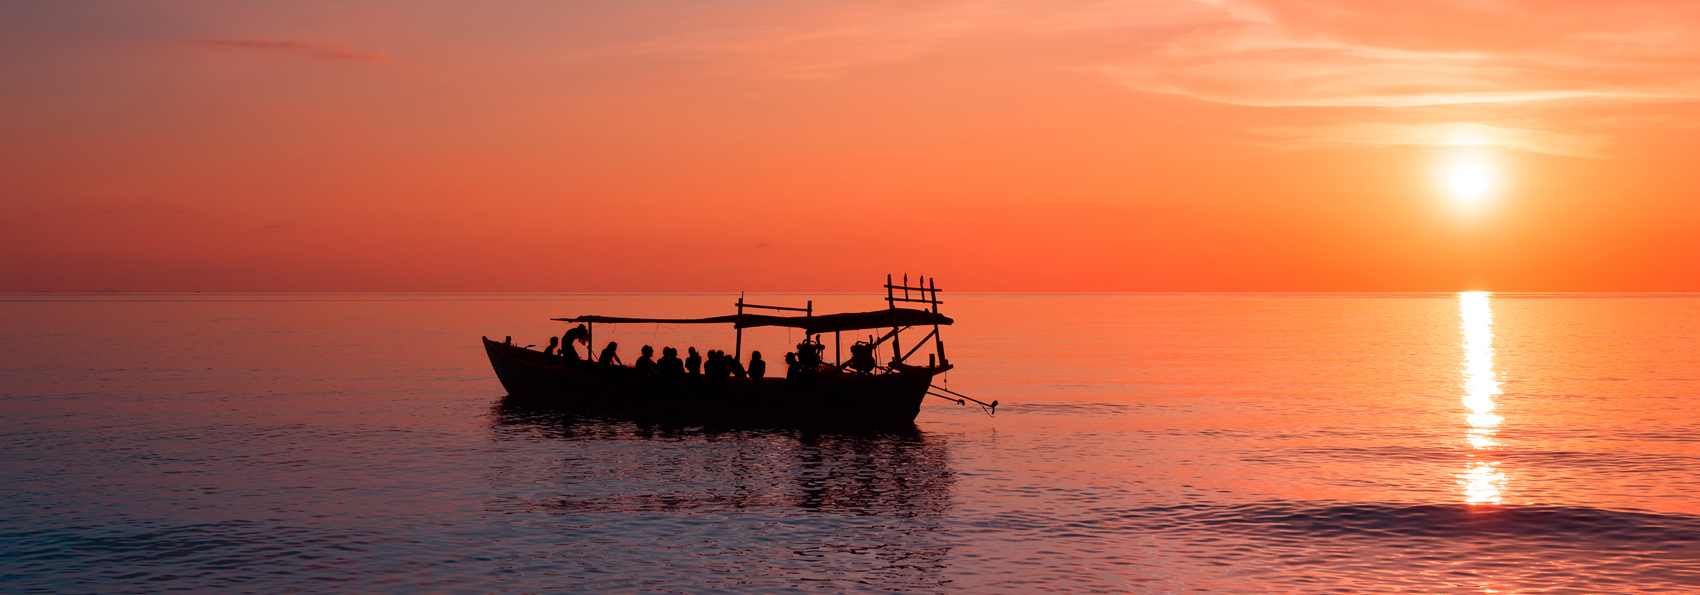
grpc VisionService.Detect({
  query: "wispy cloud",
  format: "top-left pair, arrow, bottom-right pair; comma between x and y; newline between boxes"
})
198,39 -> 390,63
1099,0 -> 1700,107
569,0 -> 1211,79
562,0 -> 1700,110
538,0 -> 1697,155
1251,122 -> 1610,158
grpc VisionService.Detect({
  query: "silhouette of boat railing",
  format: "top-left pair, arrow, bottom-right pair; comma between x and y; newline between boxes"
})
481,275 -> 993,425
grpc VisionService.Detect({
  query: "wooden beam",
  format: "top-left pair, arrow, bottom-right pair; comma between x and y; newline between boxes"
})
899,328 -> 938,364
883,296 -> 944,305
740,302 -> 811,313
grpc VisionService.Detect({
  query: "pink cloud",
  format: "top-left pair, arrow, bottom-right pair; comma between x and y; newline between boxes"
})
199,38 -> 390,63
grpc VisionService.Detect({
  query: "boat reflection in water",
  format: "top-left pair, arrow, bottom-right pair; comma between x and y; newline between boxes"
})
1457,291 -> 1507,504
482,396 -> 957,589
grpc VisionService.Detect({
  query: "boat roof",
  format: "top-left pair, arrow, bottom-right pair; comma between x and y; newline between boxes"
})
554,307 -> 952,335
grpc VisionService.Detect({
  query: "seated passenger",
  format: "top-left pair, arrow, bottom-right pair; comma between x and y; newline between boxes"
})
545,337 -> 559,357
705,350 -> 726,382
747,351 -> 766,379
729,354 -> 747,379
598,341 -> 622,367
658,347 -> 685,381
686,347 -> 702,376
783,350 -> 817,387
635,345 -> 656,376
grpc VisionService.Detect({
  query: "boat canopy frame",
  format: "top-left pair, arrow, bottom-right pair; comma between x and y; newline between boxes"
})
552,308 -> 950,334
552,274 -> 951,369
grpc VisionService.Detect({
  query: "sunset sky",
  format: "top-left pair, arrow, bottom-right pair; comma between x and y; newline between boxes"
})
3,0 -> 1698,292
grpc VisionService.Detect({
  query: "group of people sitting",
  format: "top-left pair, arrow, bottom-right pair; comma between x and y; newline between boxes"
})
541,324 -> 769,381
535,326 -> 896,387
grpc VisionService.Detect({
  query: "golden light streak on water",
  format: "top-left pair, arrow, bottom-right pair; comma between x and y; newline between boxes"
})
1457,291 -> 1506,504
1461,462 -> 1508,505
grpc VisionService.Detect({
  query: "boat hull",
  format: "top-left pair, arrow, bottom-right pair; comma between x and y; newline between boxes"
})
482,338 -> 938,426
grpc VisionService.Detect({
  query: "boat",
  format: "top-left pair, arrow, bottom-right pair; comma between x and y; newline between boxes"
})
482,275 -> 992,426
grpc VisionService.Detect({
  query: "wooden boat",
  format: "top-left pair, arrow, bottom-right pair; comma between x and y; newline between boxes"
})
482,275 -> 981,426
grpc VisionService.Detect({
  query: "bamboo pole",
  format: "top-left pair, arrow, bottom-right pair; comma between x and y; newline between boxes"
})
931,276 -> 945,366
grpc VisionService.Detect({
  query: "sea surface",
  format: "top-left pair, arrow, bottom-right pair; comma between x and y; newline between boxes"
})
3,293 -> 1698,594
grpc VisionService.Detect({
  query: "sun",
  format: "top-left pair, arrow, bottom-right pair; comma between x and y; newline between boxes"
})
1449,162 -> 1491,202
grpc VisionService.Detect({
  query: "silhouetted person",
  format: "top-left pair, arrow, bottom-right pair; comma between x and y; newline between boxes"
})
634,345 -> 655,376
658,347 -> 685,381
545,336 -> 559,357
561,324 -> 588,362
748,351 -> 766,379
705,350 -> 726,382
598,342 -> 622,367
787,342 -> 820,387
686,347 -> 702,376
504,336 -> 512,345
728,354 -> 747,379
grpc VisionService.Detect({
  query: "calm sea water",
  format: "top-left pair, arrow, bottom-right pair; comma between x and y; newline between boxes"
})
3,293 -> 1698,593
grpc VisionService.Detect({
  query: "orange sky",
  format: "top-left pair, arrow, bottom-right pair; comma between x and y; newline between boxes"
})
2,0 -> 1698,292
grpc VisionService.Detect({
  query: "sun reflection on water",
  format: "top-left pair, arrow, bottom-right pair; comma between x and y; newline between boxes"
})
1457,291 -> 1506,504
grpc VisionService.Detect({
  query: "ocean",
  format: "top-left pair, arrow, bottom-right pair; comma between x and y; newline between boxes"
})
3,293 -> 1697,593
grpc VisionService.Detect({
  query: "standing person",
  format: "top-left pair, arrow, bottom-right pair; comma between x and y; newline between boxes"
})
634,345 -> 656,376
686,347 -> 702,376
747,351 -> 766,379
562,324 -> 588,362
598,342 -> 622,367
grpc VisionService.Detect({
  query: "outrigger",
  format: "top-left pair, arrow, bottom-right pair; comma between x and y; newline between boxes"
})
481,275 -> 996,426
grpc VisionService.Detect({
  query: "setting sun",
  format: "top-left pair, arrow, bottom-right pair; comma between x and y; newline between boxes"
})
9,2 -> 1700,593
4,1 -> 1700,294
1449,163 -> 1492,202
